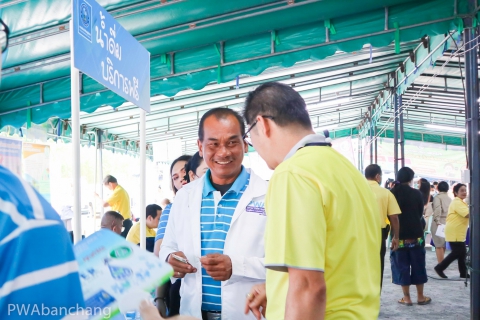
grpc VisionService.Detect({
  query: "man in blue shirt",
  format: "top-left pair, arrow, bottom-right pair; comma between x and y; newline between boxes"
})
159,108 -> 268,320
0,166 -> 85,319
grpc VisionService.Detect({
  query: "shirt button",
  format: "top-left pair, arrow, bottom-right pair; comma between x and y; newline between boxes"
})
218,204 -> 222,208
218,215 -> 222,218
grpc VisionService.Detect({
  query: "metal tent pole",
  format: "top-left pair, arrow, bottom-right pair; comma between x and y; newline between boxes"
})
70,19 -> 82,244
139,109 -> 147,250
369,117 -> 374,165
86,130 -> 98,232
399,94 -> 405,168
97,130 -> 104,216
464,6 -> 480,318
393,84 -> 399,177
374,125 -> 378,164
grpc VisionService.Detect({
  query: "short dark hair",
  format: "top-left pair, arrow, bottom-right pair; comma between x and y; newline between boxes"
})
170,155 -> 192,194
453,183 -> 466,196
198,108 -> 245,141
438,181 -> 449,192
365,164 -> 382,180
433,181 -> 439,186
185,152 -> 204,183
146,204 -> 162,219
396,167 -> 415,183
104,210 -> 124,221
103,175 -> 117,185
243,82 -> 312,129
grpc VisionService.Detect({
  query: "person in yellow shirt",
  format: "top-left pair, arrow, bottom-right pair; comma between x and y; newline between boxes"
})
243,82 -> 380,320
434,183 -> 469,279
95,175 -> 132,237
127,204 -> 162,252
365,164 -> 401,288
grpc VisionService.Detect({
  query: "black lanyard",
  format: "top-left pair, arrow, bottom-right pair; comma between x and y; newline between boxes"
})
297,142 -> 332,153
304,142 -> 332,147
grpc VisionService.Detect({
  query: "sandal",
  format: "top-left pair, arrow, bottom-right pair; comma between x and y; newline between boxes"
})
398,298 -> 413,306
418,297 -> 432,305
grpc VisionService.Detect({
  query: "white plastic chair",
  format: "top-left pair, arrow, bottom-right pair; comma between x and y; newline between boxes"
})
424,215 -> 435,252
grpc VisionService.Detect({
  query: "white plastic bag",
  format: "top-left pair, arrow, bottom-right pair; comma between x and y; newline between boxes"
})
435,224 -> 446,238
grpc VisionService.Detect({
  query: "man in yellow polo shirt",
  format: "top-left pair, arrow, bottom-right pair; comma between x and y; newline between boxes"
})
365,164 -> 401,288
127,204 -> 161,252
95,175 -> 132,237
243,82 -> 381,319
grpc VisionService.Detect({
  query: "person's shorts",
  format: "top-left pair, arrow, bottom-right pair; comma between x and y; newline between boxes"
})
390,246 -> 428,286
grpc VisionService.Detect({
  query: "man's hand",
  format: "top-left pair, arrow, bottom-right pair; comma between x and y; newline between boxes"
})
167,252 -> 197,278
200,254 -> 232,281
245,283 -> 266,320
93,192 -> 99,198
390,238 -> 399,251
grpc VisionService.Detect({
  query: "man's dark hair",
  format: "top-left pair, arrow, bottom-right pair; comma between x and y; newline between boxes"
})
364,164 -> 382,180
396,167 -> 415,183
453,183 -> 466,196
104,210 -> 124,222
438,181 -> 449,192
433,181 -> 439,186
103,175 -> 117,185
198,108 -> 245,141
146,204 -> 162,219
243,82 -> 312,129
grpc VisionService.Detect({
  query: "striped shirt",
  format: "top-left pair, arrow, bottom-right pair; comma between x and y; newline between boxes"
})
155,203 -> 172,242
0,166 -> 85,319
200,167 -> 250,311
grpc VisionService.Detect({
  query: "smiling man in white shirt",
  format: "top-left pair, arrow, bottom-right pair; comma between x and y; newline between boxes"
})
159,108 -> 268,320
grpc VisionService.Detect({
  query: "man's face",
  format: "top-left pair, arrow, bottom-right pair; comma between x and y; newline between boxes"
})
105,183 -> 115,191
146,210 -> 162,229
198,115 -> 247,183
112,220 -> 123,235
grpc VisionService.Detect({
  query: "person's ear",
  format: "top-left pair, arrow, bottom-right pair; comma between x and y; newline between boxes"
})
189,170 -> 195,181
257,116 -> 272,138
197,139 -> 203,158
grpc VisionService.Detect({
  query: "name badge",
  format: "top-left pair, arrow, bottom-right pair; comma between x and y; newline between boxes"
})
246,201 -> 266,216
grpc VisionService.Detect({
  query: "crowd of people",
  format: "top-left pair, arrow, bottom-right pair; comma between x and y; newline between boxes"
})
1,81 -> 472,320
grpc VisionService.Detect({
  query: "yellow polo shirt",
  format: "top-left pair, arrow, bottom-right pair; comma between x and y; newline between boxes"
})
265,146 -> 381,320
107,185 -> 131,219
445,197 -> 469,242
126,222 -> 156,244
368,180 -> 402,228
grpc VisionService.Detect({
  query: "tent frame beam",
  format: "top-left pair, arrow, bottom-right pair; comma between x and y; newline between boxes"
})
464,5 -> 480,318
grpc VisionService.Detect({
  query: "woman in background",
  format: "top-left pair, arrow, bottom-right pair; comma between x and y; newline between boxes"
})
154,155 -> 192,317
418,178 -> 433,230
434,183 -> 470,279
431,181 -> 452,264
184,152 -> 208,183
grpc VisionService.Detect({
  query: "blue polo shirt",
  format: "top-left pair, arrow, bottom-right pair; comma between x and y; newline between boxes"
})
0,166 -> 85,319
155,203 -> 172,242
200,167 -> 250,312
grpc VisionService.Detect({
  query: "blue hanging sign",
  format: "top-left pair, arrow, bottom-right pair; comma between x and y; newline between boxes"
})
72,0 -> 150,112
